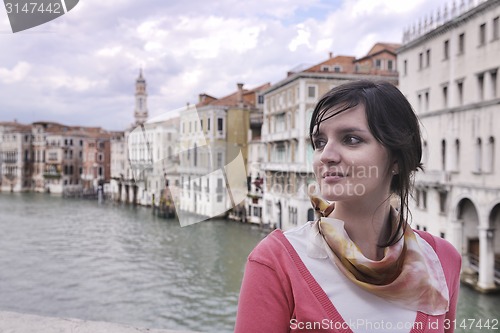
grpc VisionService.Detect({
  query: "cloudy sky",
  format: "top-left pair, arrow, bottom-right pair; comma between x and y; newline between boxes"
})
0,0 -> 447,131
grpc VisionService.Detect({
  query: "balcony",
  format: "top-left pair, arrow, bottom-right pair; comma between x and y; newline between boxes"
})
415,170 -> 451,188
43,172 -> 61,179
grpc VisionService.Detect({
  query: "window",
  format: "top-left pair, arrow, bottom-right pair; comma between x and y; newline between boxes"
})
424,91 -> 429,111
441,139 -> 446,171
486,136 -> 495,173
493,17 -> 499,40
458,33 -> 465,54
307,86 -> 317,99
454,139 -> 460,172
426,49 -> 431,67
439,191 -> 448,213
275,113 -> 285,132
442,85 -> 448,108
457,81 -> 464,105
375,59 -> 382,69
422,190 -> 427,209
333,65 -> 341,73
418,94 -> 422,112
207,118 -> 211,131
258,95 -> 264,104
217,152 -> 223,168
321,65 -> 330,72
217,178 -> 223,202
193,143 -> 197,167
478,74 -> 485,101
423,141 -> 428,164
444,40 -> 449,59
491,70 -> 498,98
403,60 -> 407,75
479,23 -> 486,46
217,118 -> 223,132
419,52 -> 423,70
475,138 -> 483,173
276,143 -> 286,162
387,60 -> 394,71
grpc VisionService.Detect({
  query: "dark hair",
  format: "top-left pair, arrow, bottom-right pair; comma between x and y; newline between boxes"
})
309,80 -> 423,247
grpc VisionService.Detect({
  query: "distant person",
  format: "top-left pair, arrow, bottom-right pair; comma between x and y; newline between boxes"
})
235,80 -> 461,333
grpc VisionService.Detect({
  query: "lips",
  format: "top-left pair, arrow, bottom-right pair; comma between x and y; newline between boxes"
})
323,172 -> 344,177
322,171 -> 346,182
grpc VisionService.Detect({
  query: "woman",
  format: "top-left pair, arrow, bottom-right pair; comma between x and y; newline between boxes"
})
235,80 -> 461,333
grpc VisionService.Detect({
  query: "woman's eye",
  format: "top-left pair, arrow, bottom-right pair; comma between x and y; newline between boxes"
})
314,139 -> 327,149
344,136 -> 362,145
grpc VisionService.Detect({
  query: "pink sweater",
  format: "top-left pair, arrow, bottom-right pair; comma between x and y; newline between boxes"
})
235,229 -> 461,333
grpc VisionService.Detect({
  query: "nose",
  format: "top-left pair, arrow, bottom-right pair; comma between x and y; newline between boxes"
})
319,142 -> 341,165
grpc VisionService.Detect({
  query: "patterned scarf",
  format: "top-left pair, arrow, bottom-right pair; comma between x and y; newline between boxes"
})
310,195 -> 450,315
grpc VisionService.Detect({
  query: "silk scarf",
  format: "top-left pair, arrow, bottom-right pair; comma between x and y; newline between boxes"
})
310,196 -> 450,315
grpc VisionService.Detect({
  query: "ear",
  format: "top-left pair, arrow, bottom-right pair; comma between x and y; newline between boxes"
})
392,160 -> 399,175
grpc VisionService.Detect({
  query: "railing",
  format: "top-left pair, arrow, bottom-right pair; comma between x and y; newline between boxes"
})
467,252 -> 500,284
402,0 -> 488,45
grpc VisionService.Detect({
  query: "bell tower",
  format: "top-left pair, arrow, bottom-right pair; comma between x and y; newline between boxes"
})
134,69 -> 148,125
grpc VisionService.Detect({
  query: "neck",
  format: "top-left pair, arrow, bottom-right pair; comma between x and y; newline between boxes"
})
331,198 -> 393,260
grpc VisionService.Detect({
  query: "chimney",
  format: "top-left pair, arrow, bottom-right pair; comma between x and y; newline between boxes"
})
329,52 -> 333,59
237,83 -> 244,105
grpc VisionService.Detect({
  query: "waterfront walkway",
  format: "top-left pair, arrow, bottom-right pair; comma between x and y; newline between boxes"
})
0,311 -> 202,333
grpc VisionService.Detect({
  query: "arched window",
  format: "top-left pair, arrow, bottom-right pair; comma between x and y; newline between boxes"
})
307,208 -> 315,222
475,138 -> 483,173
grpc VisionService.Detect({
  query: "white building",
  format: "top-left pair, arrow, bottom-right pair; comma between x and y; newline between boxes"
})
0,122 -> 32,192
398,0 -> 500,291
111,71 -> 181,210
175,84 -> 268,225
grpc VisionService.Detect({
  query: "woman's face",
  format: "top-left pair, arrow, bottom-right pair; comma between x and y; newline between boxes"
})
311,104 -> 395,204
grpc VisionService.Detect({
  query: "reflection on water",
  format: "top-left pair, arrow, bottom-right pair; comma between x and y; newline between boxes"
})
0,192 -> 498,333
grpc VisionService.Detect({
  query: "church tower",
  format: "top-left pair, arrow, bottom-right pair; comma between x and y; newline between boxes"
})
134,69 -> 148,125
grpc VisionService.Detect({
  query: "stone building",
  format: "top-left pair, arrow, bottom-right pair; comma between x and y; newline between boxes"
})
397,0 -> 500,291
175,82 -> 269,225
0,121 -> 33,192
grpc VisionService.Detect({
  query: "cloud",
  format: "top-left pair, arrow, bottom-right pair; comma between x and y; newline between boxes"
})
0,62 -> 31,83
0,0 -> 448,130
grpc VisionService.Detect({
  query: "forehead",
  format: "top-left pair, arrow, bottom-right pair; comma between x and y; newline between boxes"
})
313,104 -> 368,134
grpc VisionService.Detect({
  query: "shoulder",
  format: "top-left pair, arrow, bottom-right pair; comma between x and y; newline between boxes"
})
414,229 -> 462,279
415,230 -> 460,260
249,229 -> 289,261
247,229 -> 302,270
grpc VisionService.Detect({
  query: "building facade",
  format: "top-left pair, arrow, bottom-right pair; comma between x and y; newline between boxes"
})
398,0 -> 500,291
175,83 -> 269,224
0,122 -> 33,192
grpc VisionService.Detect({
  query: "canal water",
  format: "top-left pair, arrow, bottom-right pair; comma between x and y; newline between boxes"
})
0,192 -> 498,333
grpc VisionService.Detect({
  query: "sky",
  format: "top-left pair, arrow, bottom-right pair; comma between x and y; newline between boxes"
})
0,0 -> 448,131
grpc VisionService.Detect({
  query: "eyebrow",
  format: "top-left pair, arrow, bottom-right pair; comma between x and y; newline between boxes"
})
337,127 -> 368,134
312,127 -> 368,138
